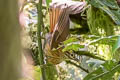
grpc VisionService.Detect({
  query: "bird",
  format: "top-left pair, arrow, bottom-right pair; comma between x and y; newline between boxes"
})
44,3 -> 69,64
44,1 -> 86,64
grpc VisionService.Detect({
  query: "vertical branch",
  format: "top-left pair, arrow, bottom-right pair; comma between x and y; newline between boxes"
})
37,0 -> 46,80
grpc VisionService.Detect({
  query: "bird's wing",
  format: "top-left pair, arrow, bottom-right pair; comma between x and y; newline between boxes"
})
50,4 -> 70,49
49,1 -> 86,49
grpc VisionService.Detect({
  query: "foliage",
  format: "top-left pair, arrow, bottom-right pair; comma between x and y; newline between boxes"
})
63,36 -> 84,52
88,0 -> 120,25
46,0 -> 52,7
63,0 -> 120,80
21,0 -> 120,80
84,60 -> 120,80
34,66 -> 41,80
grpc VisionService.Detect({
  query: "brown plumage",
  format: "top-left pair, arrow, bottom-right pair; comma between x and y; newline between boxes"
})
45,4 -> 69,64
44,1 -> 86,64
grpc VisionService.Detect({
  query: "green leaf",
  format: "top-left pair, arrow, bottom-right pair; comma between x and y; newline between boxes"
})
34,66 -> 41,80
46,0 -> 52,7
102,60 -> 117,71
63,37 -> 79,45
112,36 -> 120,53
63,44 -> 84,52
84,68 -> 104,80
89,0 -> 120,25
84,60 -> 120,80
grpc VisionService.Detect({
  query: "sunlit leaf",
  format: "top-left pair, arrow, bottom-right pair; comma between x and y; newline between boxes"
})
63,37 -> 79,45
34,66 -> 41,80
46,0 -> 52,7
63,44 -> 84,52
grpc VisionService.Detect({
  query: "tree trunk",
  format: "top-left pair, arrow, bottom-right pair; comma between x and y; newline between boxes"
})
0,0 -> 21,80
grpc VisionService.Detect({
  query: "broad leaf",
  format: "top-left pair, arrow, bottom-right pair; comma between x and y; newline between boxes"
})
46,0 -> 52,7
84,68 -> 104,80
84,60 -> 120,80
89,0 -> 120,25
63,37 -> 79,45
63,43 -> 84,52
